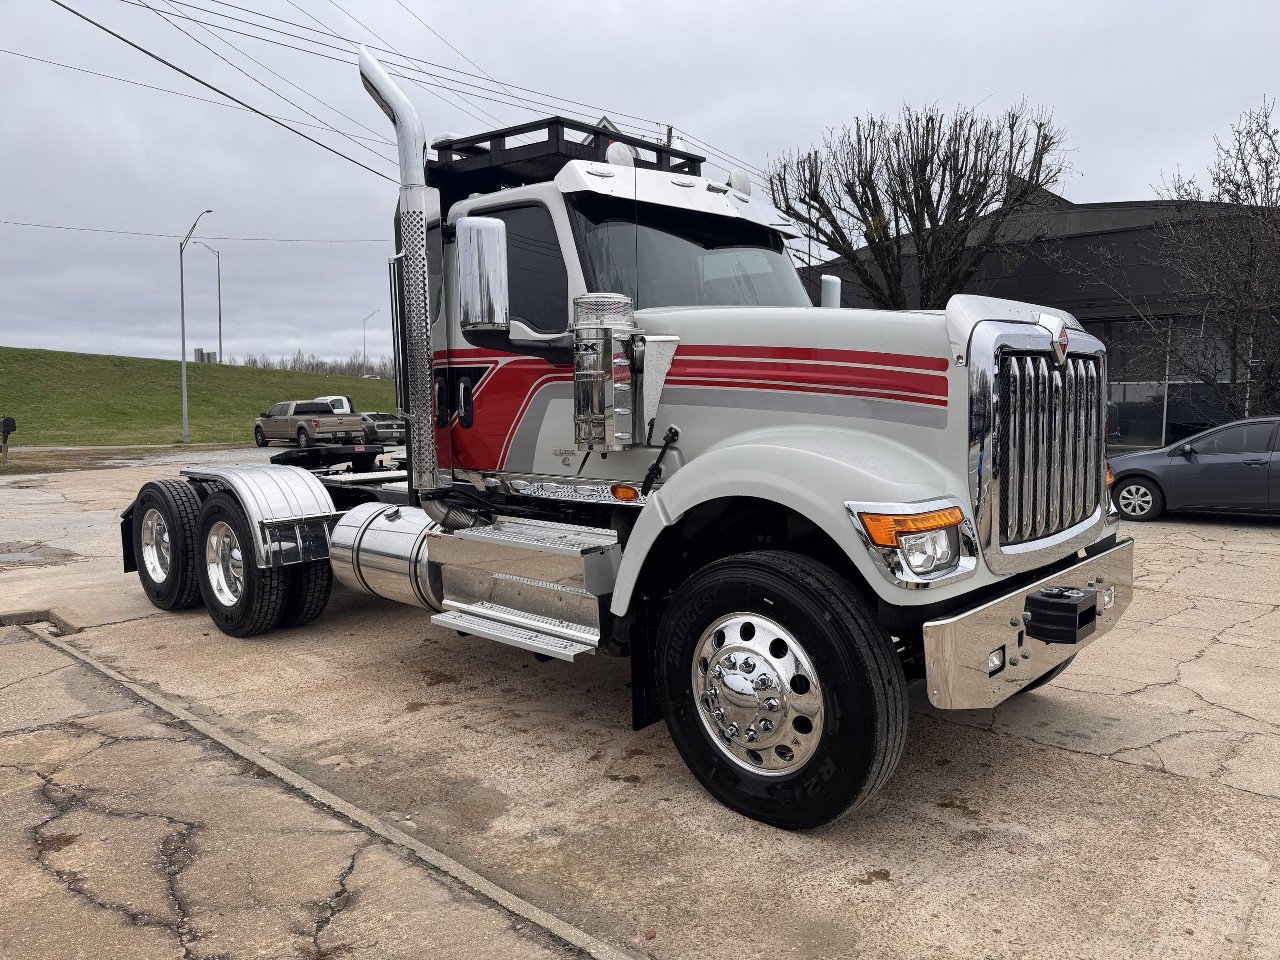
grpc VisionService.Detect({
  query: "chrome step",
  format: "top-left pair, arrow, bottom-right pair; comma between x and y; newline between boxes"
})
431,609 -> 596,662
442,599 -> 598,645
452,516 -> 617,557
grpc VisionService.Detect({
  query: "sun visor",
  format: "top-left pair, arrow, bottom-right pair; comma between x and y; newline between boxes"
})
554,160 -> 802,238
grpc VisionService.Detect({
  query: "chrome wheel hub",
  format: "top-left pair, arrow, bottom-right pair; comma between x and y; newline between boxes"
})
140,508 -> 171,584
1118,484 -> 1153,516
205,521 -> 245,607
693,613 -> 824,776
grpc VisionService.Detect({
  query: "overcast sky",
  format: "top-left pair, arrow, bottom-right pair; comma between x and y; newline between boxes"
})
2,0 -> 1276,363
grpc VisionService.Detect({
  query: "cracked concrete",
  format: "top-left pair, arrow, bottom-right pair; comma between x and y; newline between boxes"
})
0,625 -> 584,960
3,457 -> 1280,958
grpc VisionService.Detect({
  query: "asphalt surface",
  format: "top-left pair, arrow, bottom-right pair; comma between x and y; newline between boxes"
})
1,450 -> 1278,959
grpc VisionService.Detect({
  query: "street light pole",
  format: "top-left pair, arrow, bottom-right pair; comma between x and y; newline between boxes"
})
359,309 -> 378,374
196,242 -> 222,363
179,209 -> 212,442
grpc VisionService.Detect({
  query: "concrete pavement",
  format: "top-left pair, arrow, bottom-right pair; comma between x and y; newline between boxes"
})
1,454 -> 1278,959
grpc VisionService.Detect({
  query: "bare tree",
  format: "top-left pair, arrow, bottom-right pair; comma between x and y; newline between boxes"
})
769,102 -> 1066,309
1046,100 -> 1280,422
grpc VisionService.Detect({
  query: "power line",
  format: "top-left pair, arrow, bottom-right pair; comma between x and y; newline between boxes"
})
318,0 -> 505,130
0,218 -> 385,241
0,47 -> 391,144
387,0 -> 539,117
138,0 -> 398,168
45,0 -> 398,182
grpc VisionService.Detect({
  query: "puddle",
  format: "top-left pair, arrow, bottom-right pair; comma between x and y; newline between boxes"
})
0,542 -> 82,568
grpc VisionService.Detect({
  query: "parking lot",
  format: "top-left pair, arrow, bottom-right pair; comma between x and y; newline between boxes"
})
2,451 -> 1278,959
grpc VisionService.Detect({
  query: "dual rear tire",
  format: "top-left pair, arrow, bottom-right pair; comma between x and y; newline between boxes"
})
133,484 -> 331,636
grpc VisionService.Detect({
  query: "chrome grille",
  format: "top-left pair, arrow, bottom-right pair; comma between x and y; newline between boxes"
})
997,353 -> 1103,546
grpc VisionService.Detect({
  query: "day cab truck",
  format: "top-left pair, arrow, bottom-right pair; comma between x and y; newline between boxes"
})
253,400 -> 364,447
121,49 -> 1133,828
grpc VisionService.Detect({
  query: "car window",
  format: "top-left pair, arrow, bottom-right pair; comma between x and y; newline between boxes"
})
295,402 -> 333,416
484,205 -> 568,333
268,403 -> 287,417
1193,422 -> 1274,455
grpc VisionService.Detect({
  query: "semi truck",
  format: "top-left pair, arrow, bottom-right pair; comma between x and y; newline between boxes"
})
121,49 -> 1133,828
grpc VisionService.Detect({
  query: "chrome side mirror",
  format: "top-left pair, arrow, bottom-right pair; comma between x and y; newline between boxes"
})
456,216 -> 509,331
1179,444 -> 1194,456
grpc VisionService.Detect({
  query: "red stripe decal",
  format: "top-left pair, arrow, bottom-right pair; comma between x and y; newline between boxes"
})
668,358 -> 947,398
666,378 -> 949,407
676,343 -> 950,372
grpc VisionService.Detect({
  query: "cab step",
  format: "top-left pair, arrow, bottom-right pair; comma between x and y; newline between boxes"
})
431,606 -> 597,661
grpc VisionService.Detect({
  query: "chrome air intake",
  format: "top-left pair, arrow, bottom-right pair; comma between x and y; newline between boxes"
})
330,502 -> 443,610
572,293 -> 638,451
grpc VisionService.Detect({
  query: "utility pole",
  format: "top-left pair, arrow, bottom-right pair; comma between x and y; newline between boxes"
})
196,241 -> 222,363
179,209 -> 213,442
360,309 -> 378,374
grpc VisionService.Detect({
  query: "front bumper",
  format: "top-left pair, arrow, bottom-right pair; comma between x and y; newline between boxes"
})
922,538 -> 1133,709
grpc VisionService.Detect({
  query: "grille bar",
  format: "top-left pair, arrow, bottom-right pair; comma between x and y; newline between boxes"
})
999,353 -> 1104,546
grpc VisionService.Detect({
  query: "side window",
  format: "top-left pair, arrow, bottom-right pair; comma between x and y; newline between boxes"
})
487,205 -> 568,333
1195,423 -> 1272,454
268,403 -> 287,417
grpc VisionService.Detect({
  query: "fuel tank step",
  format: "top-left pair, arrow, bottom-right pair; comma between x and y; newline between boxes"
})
431,607 -> 597,662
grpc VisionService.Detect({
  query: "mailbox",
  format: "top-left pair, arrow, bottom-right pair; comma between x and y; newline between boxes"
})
0,416 -> 14,437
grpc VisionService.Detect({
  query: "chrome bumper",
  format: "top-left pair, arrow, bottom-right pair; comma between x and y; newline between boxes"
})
922,538 -> 1133,709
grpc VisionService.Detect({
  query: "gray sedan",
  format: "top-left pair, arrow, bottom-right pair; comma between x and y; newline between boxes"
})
1109,417 -> 1280,520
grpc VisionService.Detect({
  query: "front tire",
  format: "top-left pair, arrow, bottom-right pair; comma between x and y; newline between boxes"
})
131,480 -> 203,610
254,427 -> 268,447
297,428 -> 312,448
195,492 -> 288,637
1113,476 -> 1163,520
657,551 -> 907,829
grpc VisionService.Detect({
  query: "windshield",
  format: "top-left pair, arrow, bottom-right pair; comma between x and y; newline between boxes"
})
566,194 -> 810,310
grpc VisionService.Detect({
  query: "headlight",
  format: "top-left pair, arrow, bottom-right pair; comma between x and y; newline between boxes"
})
898,527 -> 957,575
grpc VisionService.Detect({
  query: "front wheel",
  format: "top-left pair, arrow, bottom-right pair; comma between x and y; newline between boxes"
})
296,428 -> 312,448
657,551 -> 907,829
196,492 -> 288,637
254,427 -> 268,447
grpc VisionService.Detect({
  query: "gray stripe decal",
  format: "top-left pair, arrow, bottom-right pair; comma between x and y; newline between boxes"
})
662,385 -> 948,429
504,381 -> 573,472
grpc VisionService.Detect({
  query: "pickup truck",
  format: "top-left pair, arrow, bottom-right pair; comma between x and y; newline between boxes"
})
253,401 -> 364,447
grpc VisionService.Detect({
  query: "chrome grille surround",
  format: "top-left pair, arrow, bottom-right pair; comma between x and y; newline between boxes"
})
967,321 -> 1116,575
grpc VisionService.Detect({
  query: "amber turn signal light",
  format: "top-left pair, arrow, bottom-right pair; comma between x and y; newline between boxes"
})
1105,466 -> 1115,487
610,483 -> 640,501
858,506 -> 965,548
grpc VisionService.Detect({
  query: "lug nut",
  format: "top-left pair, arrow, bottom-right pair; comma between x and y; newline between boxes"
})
726,723 -> 739,738
745,727 -> 758,743
722,654 -> 738,670
754,674 -> 774,690
712,665 -> 724,680
760,718 -> 774,733
706,686 -> 718,701
712,708 -> 725,722
741,657 -> 756,674
764,697 -> 781,712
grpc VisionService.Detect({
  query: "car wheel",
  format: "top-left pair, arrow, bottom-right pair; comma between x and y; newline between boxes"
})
196,492 -> 288,637
278,560 -> 332,628
297,428 -> 312,448
657,551 -> 908,830
254,427 -> 268,447
131,480 -> 203,610
1113,477 -> 1163,521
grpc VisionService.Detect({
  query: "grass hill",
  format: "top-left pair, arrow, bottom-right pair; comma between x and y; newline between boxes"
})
0,345 -> 396,446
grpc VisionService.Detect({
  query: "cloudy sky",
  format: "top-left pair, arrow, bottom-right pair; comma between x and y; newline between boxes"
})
2,0 -> 1276,362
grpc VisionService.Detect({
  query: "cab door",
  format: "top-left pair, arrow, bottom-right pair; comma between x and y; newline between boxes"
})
1167,421 -> 1276,510
266,403 -> 288,439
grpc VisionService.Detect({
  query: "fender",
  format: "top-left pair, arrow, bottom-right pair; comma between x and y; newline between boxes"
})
181,465 -> 340,568
610,424 -> 969,615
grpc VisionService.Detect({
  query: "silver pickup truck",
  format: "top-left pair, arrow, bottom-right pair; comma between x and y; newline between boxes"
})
253,401 -> 364,447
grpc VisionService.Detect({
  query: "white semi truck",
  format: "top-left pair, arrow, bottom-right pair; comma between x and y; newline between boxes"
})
122,49 -> 1133,828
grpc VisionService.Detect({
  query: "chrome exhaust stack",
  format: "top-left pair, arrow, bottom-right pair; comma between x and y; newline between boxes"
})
360,47 -> 478,530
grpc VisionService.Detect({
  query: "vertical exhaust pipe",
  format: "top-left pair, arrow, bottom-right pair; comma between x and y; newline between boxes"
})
359,47 -> 436,496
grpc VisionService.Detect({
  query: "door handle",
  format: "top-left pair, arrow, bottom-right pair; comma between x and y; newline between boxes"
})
457,377 -> 475,429
1244,458 -> 1268,466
